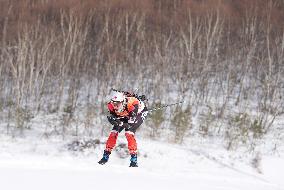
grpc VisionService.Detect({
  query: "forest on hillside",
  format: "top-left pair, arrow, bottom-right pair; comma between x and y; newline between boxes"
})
0,0 -> 283,149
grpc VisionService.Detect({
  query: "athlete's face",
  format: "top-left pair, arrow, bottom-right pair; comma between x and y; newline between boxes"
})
112,101 -> 123,110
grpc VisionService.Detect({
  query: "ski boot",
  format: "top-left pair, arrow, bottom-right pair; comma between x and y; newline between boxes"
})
129,154 -> 138,167
98,150 -> 111,165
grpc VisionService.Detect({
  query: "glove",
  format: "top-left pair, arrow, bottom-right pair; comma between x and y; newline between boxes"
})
107,115 -> 123,126
128,116 -> 136,124
138,95 -> 147,101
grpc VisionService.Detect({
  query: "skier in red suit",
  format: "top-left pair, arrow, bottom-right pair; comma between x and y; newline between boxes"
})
98,90 -> 148,167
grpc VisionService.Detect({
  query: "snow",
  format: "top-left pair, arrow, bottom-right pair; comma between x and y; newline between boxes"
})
262,156 -> 284,188
0,135 -> 283,190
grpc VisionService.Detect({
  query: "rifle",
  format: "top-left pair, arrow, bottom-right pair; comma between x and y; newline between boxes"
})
111,88 -> 147,101
110,88 -> 183,117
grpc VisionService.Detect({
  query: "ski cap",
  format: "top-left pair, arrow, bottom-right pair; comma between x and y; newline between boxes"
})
110,91 -> 125,102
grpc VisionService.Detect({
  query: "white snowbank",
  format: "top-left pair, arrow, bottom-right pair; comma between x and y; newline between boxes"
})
0,136 -> 283,190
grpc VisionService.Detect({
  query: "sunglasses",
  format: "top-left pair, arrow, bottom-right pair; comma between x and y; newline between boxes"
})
112,101 -> 122,106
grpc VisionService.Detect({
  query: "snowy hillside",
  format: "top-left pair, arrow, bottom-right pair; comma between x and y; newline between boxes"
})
0,135 -> 283,190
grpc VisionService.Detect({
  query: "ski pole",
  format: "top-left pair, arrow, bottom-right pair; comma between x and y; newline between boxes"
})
140,101 -> 183,121
147,101 -> 184,112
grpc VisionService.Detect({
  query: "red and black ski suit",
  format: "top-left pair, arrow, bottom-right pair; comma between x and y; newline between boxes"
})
105,97 -> 147,155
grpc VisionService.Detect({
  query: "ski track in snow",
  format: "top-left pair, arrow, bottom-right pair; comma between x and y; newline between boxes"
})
187,147 -> 271,184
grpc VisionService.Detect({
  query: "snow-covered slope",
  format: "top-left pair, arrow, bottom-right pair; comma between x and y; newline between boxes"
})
0,136 -> 283,190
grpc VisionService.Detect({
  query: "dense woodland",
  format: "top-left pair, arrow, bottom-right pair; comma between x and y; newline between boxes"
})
0,0 -> 283,149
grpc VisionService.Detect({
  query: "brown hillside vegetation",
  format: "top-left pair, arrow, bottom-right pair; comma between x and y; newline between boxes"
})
0,0 -> 284,39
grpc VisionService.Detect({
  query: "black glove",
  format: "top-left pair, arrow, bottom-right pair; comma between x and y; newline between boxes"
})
138,95 -> 147,101
107,115 -> 123,126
